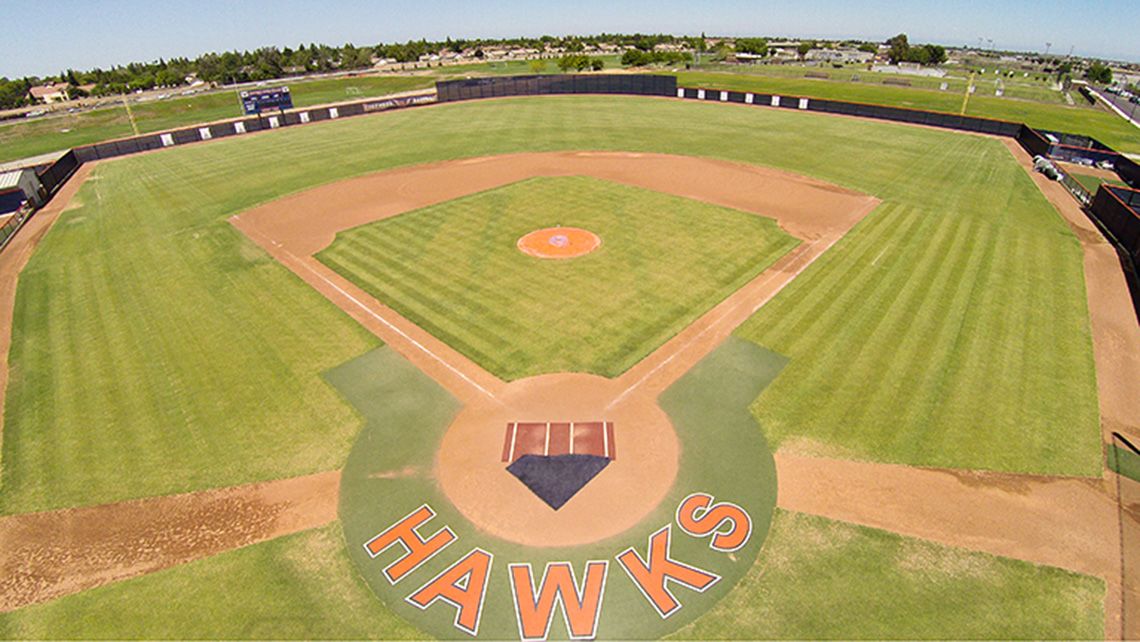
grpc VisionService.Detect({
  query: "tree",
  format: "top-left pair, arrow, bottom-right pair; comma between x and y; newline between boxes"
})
735,38 -> 768,56
1086,62 -> 1112,84
590,57 -> 604,71
886,33 -> 910,63
796,41 -> 814,61
621,49 -> 650,67
858,42 -> 878,54
528,58 -> 547,73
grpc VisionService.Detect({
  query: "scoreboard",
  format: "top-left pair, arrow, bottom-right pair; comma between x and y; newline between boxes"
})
240,86 -> 293,115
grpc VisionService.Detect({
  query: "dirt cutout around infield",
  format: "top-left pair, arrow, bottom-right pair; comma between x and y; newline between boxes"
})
0,471 -> 339,611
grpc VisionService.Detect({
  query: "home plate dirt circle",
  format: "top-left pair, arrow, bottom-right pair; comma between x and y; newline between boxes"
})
435,372 -> 679,547
517,226 -> 601,259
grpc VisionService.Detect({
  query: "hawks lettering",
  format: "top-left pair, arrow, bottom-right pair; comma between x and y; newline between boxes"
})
364,494 -> 749,638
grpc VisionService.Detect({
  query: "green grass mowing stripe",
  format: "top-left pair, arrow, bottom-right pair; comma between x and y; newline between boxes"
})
319,244 -> 526,363
788,213 -> 976,452
809,213 -> 970,449
325,240 -> 525,336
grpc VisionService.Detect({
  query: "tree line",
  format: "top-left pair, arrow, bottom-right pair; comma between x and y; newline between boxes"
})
885,34 -> 948,65
0,33 -> 697,110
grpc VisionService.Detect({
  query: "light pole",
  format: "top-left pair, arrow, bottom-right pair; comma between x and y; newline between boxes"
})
1045,42 -> 1052,57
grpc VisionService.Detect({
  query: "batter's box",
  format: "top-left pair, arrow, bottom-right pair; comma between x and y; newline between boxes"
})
501,421 -> 615,463
500,421 -> 615,510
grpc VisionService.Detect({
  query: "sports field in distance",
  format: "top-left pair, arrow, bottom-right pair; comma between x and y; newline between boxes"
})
670,70 -> 1140,153
0,91 -> 1126,639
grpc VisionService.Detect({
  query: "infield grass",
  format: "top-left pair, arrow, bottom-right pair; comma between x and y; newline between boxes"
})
1,95 -> 1100,515
317,176 -> 798,379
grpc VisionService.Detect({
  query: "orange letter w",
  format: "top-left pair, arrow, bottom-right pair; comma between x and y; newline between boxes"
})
509,561 -> 609,640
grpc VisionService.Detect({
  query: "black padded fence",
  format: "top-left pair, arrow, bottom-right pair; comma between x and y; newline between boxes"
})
1091,186 -> 1140,267
69,93 -> 437,163
1117,156 -> 1140,189
435,74 -> 676,103
676,86 -> 1027,140
35,150 -> 79,196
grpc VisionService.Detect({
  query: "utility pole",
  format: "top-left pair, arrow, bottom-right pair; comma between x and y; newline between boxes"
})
1045,42 -> 1052,57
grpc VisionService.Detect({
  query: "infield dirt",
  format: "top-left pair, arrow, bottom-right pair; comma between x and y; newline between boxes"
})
233,151 -> 877,546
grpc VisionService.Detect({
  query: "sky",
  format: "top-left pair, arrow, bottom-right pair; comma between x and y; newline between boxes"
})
2,0 -> 1138,78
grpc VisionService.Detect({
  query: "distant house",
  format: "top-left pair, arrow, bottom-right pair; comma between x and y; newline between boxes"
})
28,83 -> 70,103
805,48 -> 875,64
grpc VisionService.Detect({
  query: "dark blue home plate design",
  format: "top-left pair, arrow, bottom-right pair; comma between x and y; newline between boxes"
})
501,421 -> 615,509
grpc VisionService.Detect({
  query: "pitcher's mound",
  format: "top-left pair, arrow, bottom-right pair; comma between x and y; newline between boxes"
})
517,226 -> 601,259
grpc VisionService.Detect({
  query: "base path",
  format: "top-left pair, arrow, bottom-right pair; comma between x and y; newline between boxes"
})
0,471 -> 339,612
233,151 -> 878,546
233,151 -> 878,409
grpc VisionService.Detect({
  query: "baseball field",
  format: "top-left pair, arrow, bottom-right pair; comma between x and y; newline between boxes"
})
0,92 -> 1136,639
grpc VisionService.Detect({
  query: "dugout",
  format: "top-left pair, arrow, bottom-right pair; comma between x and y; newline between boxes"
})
0,169 -> 44,215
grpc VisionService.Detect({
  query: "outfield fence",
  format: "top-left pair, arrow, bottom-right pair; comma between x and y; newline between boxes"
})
436,74 -> 676,101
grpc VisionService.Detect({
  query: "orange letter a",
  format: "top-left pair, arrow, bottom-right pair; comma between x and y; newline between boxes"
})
616,525 -> 720,618
407,548 -> 493,636
509,561 -> 608,640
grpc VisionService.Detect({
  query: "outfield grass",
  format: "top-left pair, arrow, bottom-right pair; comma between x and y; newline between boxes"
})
0,524 -> 423,639
671,71 -> 1140,153
0,75 -> 433,164
317,176 -> 798,379
1,95 -> 1100,516
673,510 -> 1104,640
735,146 -> 1100,473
